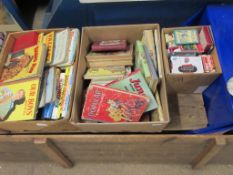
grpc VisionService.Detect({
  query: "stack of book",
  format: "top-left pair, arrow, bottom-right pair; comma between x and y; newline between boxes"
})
81,30 -> 163,123
0,28 -> 79,122
165,26 -> 215,74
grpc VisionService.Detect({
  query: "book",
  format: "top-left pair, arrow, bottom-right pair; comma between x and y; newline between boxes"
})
45,67 -> 56,104
173,29 -> 199,45
170,56 -> 204,74
37,33 -> 44,43
0,44 -> 47,84
142,30 -> 157,70
38,74 -> 46,108
144,45 -> 159,91
82,84 -> 149,122
86,44 -> 133,62
108,70 -> 158,112
154,30 -> 163,79
51,29 -> 70,66
43,32 -> 55,64
84,66 -> 126,80
42,103 -> 54,120
61,66 -> 75,118
59,29 -> 79,66
12,32 -> 39,53
88,60 -> 133,68
91,40 -> 128,52
134,40 -> 151,83
199,26 -> 214,53
0,78 -> 40,121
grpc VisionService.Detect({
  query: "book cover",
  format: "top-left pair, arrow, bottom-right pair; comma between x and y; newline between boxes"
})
45,67 -> 56,104
12,32 -> 39,53
37,33 -> 44,44
173,29 -> 199,45
60,29 -> 79,66
91,40 -> 128,52
86,44 -> 133,62
88,60 -> 133,68
0,78 -> 40,121
154,30 -> 163,79
62,66 -> 75,118
51,29 -> 70,66
42,103 -> 54,120
0,44 -> 47,83
43,32 -> 55,64
134,40 -> 151,82
142,30 -> 157,70
82,84 -> 149,122
108,70 -> 158,112
199,26 -> 214,53
84,66 -> 125,80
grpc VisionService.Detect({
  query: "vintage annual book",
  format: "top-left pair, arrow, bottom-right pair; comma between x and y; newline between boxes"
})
134,40 -> 151,83
88,60 -> 133,68
0,78 -> 40,121
82,84 -> 149,122
201,55 -> 215,73
142,30 -> 157,70
144,45 -> 159,91
12,32 -> 39,53
154,30 -> 163,79
173,29 -> 199,45
42,32 -> 55,64
86,44 -> 133,62
91,40 -> 128,52
199,26 -> 214,53
60,29 -> 79,66
108,70 -> 158,112
51,29 -> 70,66
84,66 -> 126,80
0,44 -> 47,84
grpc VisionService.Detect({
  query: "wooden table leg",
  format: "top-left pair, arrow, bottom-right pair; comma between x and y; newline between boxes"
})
192,137 -> 226,169
34,138 -> 73,168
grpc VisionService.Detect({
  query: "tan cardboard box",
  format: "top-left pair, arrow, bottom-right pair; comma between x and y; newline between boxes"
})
70,24 -> 170,133
161,26 -> 222,94
0,28 -> 80,133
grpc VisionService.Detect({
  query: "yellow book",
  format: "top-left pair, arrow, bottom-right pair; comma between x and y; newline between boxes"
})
0,78 -> 40,121
84,66 -> 126,80
0,44 -> 47,83
43,32 -> 55,64
37,33 -> 44,43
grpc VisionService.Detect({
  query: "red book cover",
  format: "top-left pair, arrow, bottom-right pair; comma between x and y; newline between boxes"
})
12,32 -> 39,53
82,84 -> 149,122
91,40 -> 128,52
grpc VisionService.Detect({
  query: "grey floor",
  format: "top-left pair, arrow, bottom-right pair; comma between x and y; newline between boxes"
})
0,162 -> 233,175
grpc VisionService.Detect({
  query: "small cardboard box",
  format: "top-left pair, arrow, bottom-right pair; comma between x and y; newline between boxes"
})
0,28 -> 80,133
161,26 -> 222,94
71,24 -> 170,133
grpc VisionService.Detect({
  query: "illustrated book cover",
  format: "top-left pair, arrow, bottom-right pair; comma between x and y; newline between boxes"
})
0,44 -> 47,83
82,84 -> 149,122
108,70 -> 158,112
0,78 -> 40,121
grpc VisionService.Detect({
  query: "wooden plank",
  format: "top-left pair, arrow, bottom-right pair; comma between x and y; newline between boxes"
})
34,138 -> 73,168
0,129 -> 10,134
192,137 -> 226,169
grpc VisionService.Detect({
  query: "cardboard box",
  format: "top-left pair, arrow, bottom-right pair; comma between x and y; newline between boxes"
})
71,24 -> 170,132
161,26 -> 222,94
0,28 -> 80,133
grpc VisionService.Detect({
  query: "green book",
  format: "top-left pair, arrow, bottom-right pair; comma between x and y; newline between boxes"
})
135,40 -> 151,81
109,70 -> 158,112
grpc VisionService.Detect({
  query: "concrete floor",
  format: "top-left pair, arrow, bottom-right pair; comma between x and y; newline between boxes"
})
0,162 -> 233,175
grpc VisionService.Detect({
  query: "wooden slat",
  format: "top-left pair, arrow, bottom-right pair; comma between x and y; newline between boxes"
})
34,138 -> 73,168
192,137 -> 226,169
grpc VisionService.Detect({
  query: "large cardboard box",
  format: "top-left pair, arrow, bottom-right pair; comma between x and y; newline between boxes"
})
161,26 -> 222,94
71,24 -> 170,132
0,29 -> 80,133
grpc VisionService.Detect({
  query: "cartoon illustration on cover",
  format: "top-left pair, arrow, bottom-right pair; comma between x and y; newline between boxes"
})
106,99 -> 146,122
0,87 -> 25,120
0,54 -> 32,82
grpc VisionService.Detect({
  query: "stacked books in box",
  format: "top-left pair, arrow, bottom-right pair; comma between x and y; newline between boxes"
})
0,28 -> 79,122
82,30 -> 164,123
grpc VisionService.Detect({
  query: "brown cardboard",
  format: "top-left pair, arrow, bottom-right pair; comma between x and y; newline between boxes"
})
71,24 -> 170,133
161,26 -> 222,94
0,28 -> 80,133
